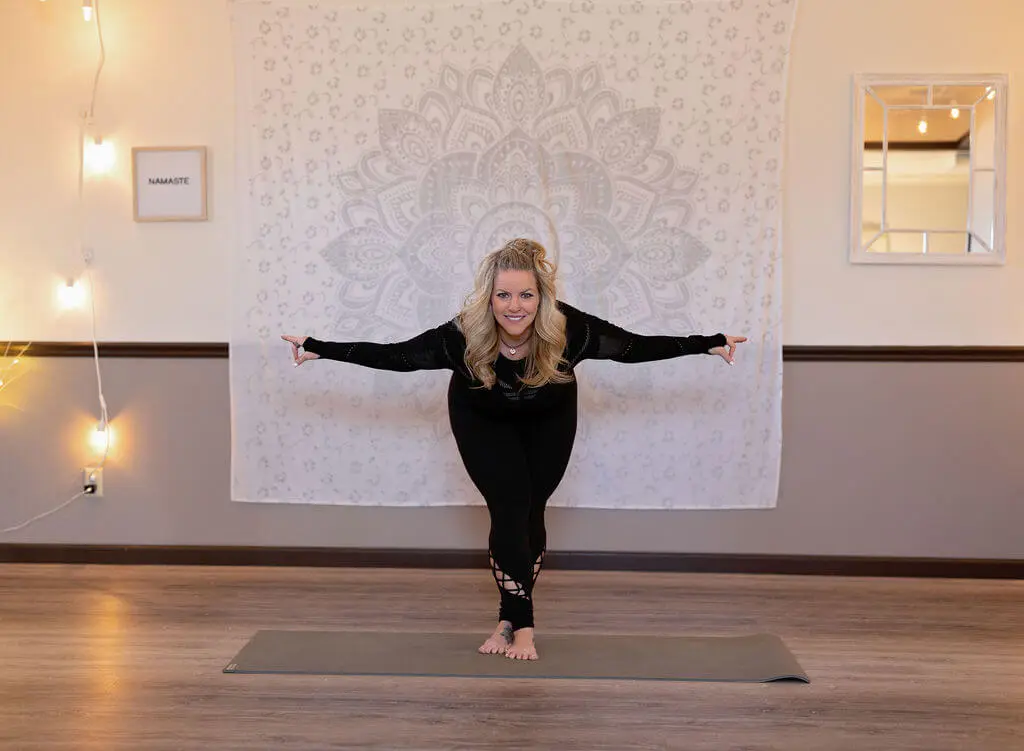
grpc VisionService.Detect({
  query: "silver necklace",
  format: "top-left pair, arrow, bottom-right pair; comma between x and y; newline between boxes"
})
499,331 -> 532,356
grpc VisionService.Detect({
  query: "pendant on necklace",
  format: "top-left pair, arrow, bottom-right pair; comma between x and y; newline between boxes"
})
508,346 -> 517,355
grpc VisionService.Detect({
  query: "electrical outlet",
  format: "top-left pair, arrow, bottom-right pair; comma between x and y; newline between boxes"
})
83,467 -> 103,497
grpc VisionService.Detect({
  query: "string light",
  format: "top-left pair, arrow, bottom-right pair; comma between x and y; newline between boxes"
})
950,107 -> 959,119
0,347 -> 28,396
58,278 -> 87,309
917,117 -> 928,134
78,0 -> 112,467
3,0 -> 110,535
90,419 -> 112,454
84,136 -> 115,175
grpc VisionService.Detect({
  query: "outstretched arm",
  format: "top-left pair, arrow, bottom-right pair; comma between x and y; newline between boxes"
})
562,302 -> 744,365
281,322 -> 460,372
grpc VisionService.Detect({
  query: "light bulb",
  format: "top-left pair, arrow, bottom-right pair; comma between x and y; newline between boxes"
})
82,0 -> 93,21
84,137 -> 116,175
987,89 -> 995,100
58,279 -> 86,309
950,108 -> 959,119
917,118 -> 928,134
90,421 -> 111,453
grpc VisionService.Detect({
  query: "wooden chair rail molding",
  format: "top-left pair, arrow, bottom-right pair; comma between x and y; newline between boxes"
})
7,342 -> 1024,361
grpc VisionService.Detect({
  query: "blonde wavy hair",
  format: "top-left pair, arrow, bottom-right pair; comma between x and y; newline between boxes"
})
456,238 -> 572,389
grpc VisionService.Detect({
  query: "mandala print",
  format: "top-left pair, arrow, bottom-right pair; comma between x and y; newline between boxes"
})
321,44 -> 710,334
230,0 -> 793,509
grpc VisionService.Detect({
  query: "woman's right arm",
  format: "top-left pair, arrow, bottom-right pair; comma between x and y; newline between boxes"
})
281,321 -> 461,372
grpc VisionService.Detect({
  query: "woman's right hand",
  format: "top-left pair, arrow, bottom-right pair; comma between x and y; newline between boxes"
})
281,334 -> 320,366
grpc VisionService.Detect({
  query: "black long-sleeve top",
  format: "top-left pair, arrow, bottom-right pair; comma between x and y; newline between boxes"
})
301,301 -> 727,416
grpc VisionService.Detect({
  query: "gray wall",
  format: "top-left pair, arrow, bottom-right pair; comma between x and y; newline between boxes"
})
2,356 -> 1022,559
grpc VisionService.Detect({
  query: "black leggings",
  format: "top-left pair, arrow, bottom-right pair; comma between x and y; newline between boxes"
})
448,388 -> 577,631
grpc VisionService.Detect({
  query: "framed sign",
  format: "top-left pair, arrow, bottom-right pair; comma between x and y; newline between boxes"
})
132,146 -> 208,222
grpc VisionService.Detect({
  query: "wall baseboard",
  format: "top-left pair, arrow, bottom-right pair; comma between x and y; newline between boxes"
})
0,545 -> 1020,578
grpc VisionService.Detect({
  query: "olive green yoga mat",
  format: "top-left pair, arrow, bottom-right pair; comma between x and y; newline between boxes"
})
223,630 -> 809,683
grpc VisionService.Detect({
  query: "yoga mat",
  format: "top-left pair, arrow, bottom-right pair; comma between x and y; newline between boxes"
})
223,630 -> 809,683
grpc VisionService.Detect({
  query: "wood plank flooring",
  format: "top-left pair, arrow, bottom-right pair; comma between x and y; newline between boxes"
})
0,564 -> 1020,750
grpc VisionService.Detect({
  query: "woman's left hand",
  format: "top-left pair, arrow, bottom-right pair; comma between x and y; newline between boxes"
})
710,335 -> 748,365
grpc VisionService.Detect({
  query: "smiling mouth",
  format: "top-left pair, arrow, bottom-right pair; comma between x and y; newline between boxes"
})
505,314 -> 527,321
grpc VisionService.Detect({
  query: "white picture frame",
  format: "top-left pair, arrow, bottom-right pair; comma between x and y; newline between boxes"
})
132,146 -> 208,222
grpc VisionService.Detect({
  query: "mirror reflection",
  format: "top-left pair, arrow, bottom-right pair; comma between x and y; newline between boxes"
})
853,77 -> 1005,263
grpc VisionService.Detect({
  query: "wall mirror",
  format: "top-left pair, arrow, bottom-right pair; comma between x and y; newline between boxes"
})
850,74 -> 1008,265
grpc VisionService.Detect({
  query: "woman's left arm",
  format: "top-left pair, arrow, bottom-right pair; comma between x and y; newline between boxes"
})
562,302 -> 746,365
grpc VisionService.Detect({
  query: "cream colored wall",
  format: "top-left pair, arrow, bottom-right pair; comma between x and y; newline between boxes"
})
0,0 -> 1022,345
0,0 -> 235,343
784,0 -> 1023,344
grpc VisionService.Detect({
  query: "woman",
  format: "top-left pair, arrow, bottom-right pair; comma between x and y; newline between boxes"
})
282,238 -> 746,660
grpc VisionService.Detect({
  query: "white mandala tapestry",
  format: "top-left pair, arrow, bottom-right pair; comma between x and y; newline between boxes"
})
229,0 -> 794,509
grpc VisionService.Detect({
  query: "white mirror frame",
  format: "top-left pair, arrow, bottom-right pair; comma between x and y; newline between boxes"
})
849,73 -> 1008,265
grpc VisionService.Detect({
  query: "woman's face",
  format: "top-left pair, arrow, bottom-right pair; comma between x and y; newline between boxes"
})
491,269 -> 539,339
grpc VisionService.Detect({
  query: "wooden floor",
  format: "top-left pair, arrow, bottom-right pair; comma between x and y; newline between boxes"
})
0,564 -> 1021,750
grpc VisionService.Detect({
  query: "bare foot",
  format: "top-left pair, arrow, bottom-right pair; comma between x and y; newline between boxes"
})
505,627 -> 538,660
478,620 -> 513,655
